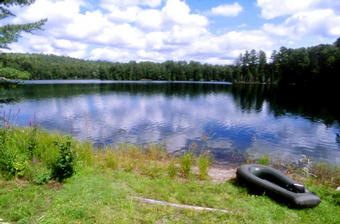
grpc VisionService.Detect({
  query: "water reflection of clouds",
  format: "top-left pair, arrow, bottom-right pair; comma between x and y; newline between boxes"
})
2,90 -> 340,164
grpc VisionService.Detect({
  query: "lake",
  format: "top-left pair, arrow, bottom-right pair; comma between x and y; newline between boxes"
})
1,80 -> 339,166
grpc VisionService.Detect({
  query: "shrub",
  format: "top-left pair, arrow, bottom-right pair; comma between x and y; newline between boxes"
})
51,137 -> 74,182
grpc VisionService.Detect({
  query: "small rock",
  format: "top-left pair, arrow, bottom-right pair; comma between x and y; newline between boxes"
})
336,186 -> 340,191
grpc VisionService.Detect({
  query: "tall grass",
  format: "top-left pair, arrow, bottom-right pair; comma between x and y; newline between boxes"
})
2,123 -> 339,189
0,125 -> 220,184
197,151 -> 211,180
179,152 -> 193,178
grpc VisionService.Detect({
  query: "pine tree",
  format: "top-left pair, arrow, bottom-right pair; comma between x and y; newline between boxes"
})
0,0 -> 47,49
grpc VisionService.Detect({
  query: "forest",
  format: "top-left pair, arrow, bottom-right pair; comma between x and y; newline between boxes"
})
0,37 -> 339,86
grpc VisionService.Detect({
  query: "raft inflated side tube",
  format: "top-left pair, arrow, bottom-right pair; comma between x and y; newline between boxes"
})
236,164 -> 321,208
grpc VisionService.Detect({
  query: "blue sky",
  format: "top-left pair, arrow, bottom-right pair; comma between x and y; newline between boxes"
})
1,0 -> 340,64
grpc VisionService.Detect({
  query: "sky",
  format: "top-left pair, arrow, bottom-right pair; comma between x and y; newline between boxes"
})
1,0 -> 340,64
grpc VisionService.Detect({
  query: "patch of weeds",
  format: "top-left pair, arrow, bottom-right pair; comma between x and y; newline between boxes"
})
104,151 -> 118,170
145,144 -> 166,161
34,166 -> 51,185
197,151 -> 211,180
309,162 -> 340,187
180,152 -> 192,178
143,162 -> 163,179
124,160 -> 135,172
167,158 -> 177,179
257,154 -> 270,165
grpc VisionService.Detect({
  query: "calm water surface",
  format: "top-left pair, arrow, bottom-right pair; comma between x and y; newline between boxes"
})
1,81 -> 339,166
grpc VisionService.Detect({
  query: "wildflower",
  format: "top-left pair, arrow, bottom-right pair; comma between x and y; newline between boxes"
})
33,157 -> 36,164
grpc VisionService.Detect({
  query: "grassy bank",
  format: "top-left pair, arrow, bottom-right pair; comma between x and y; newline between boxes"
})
0,126 -> 339,223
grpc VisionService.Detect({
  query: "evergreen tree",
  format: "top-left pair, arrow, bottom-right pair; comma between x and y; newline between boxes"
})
0,0 -> 47,49
258,50 -> 266,82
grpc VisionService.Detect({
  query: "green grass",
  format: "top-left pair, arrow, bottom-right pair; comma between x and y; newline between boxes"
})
1,166 -> 339,223
0,127 -> 339,223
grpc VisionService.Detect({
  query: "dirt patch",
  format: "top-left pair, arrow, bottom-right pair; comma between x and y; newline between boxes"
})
208,167 -> 237,183
191,166 -> 237,183
47,180 -> 63,190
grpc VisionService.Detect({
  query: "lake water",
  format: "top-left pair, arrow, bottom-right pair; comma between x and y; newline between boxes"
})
1,80 -> 339,166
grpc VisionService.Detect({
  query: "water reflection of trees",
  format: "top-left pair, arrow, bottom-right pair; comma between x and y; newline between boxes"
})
230,84 -> 339,126
1,82 -> 339,126
0,82 -> 232,100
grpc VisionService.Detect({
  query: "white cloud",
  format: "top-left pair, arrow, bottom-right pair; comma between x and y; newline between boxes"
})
263,9 -> 340,38
211,2 -> 243,17
65,10 -> 110,40
137,50 -> 166,61
107,6 -> 140,23
91,23 -> 146,49
2,0 -> 276,64
257,0 -> 321,19
257,0 -> 340,19
90,47 -> 133,61
136,9 -> 163,29
165,25 -> 208,45
100,0 -> 162,9
162,0 -> 208,27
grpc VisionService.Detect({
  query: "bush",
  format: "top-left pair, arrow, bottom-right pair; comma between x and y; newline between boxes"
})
51,137 -> 74,182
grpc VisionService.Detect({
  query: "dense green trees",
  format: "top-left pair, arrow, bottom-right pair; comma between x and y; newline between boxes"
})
0,37 -> 339,85
234,38 -> 340,86
0,67 -> 30,79
234,49 -> 270,83
0,53 -> 234,81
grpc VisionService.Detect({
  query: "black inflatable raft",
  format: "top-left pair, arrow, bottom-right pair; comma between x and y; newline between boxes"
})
236,164 -> 321,208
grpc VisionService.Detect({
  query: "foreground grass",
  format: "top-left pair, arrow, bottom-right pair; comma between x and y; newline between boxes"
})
0,127 -> 339,223
1,167 -> 339,223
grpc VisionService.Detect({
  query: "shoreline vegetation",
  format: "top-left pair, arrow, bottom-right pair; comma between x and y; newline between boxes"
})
0,125 -> 339,223
0,37 -> 339,86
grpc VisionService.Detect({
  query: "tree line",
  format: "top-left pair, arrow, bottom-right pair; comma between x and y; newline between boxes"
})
0,54 -> 233,81
0,37 -> 339,85
233,37 -> 340,86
